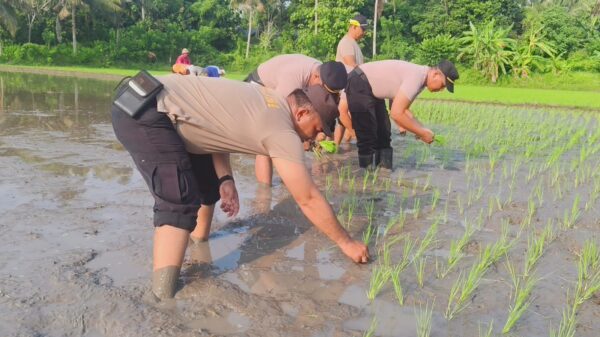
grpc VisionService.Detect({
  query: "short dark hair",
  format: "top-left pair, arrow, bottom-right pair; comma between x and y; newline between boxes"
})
288,88 -> 313,110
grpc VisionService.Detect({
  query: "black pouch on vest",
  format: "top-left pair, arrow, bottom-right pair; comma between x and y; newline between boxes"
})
113,70 -> 163,118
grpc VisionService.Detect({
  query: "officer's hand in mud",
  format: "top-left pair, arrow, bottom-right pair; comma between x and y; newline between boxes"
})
339,239 -> 370,264
219,180 -> 239,217
418,128 -> 434,144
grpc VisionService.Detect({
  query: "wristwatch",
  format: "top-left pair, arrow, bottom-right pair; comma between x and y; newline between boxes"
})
218,175 -> 234,185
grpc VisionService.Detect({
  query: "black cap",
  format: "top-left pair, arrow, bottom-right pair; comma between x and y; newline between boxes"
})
319,61 -> 348,93
437,60 -> 459,93
350,14 -> 369,30
303,85 -> 339,137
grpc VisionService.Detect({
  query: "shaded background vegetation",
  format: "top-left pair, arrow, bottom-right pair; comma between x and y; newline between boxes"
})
0,0 -> 599,82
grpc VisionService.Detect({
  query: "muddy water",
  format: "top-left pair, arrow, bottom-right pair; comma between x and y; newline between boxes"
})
0,71 -> 598,337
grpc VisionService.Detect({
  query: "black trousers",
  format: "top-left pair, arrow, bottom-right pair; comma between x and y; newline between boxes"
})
111,99 -> 219,232
346,68 -> 392,156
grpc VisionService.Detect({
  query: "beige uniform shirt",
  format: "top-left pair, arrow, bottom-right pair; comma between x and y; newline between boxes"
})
360,60 -> 429,102
156,75 -> 305,164
257,54 -> 321,97
336,35 -> 364,73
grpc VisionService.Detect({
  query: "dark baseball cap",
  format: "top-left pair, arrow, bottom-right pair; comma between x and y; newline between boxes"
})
319,61 -> 348,93
350,14 -> 369,30
303,85 -> 339,137
437,60 -> 459,93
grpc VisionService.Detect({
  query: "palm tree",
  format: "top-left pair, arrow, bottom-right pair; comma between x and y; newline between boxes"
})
21,0 -> 53,43
55,0 -> 120,54
0,1 -> 18,38
459,20 -> 516,83
231,0 -> 264,59
372,0 -> 384,56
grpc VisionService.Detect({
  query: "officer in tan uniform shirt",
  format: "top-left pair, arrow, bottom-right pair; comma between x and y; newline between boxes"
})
244,54 -> 347,185
111,75 -> 369,300
334,14 -> 369,145
345,60 -> 459,169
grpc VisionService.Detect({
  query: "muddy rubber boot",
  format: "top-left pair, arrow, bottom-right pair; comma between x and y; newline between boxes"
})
379,148 -> 393,170
152,266 -> 181,300
358,153 -> 377,169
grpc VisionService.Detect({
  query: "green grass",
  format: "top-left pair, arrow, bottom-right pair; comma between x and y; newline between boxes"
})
420,85 -> 600,109
2,64 -> 598,108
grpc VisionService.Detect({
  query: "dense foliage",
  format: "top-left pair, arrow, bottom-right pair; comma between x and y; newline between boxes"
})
0,0 -> 598,81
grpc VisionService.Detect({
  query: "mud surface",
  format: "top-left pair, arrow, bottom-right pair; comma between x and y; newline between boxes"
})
0,71 -> 598,337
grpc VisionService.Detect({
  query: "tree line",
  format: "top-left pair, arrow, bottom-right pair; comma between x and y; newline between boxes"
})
0,0 -> 599,82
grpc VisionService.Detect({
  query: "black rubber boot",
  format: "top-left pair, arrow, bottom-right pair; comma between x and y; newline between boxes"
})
358,153 -> 377,169
379,148 -> 393,170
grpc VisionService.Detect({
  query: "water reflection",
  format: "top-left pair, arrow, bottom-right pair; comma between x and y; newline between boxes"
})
0,71 -> 114,136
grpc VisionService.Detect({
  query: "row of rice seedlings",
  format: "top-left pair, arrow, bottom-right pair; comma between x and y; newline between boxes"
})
501,223 -> 555,334
415,301 -> 434,337
366,262 -> 389,301
440,220 -> 477,279
550,240 -> 600,337
445,224 -> 516,320
523,221 -> 556,278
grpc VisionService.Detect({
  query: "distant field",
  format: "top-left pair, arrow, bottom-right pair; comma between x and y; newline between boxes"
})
1,65 -> 598,109
420,85 -> 600,109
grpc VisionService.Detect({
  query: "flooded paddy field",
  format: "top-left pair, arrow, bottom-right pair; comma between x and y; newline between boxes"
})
0,71 -> 598,337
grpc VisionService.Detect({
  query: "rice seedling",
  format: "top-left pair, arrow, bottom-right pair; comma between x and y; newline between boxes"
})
370,167 -> 381,186
390,266 -> 405,305
487,196 -> 495,219
446,225 -> 514,319
561,195 -> 581,230
363,316 -> 378,337
550,306 -> 576,337
573,240 -> 600,308
387,193 -> 396,209
415,301 -> 434,337
423,173 -> 431,191
363,222 -> 375,246
383,177 -> 392,192
346,197 -> 357,227
366,263 -> 390,301
325,175 -> 333,198
365,199 -> 375,225
413,197 -> 422,219
348,176 -> 356,194
479,320 -> 494,337
457,194 -> 465,215
551,240 -> 600,337
523,221 -> 555,277
431,188 -> 441,211
362,170 -> 371,192
502,268 -> 539,334
441,221 -> 476,278
414,218 -> 440,260
385,211 -> 405,236
414,256 -> 428,288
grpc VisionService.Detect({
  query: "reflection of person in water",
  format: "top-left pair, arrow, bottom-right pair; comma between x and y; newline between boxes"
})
111,75 -> 369,300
